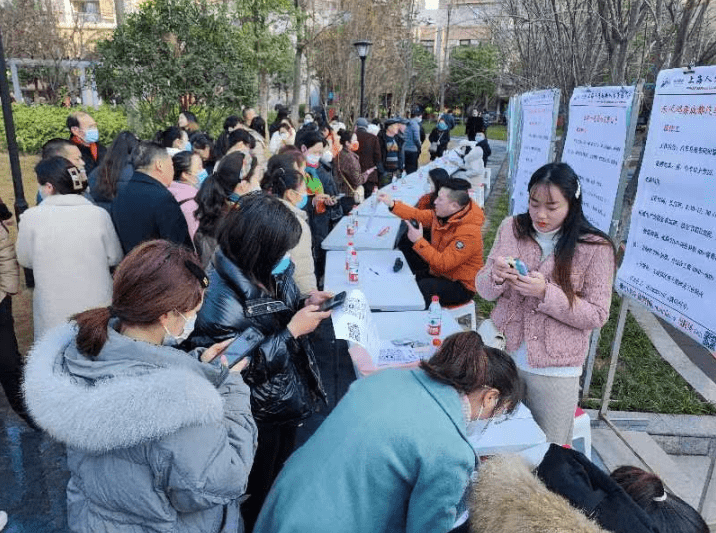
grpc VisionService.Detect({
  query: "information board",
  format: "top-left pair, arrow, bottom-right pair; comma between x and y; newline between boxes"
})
510,89 -> 560,215
616,66 -> 716,354
562,86 -> 637,234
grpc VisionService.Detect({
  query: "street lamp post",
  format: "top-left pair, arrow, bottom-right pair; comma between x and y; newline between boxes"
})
353,40 -> 372,118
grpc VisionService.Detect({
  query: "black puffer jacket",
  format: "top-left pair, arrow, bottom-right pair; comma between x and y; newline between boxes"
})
186,248 -> 326,425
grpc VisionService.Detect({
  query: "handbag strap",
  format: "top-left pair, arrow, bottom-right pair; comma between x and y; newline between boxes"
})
336,151 -> 357,194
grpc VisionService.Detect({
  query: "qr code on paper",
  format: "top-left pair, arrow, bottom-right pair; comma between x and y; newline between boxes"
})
347,323 -> 361,343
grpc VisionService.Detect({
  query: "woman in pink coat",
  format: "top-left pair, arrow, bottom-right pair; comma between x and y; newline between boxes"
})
476,162 -> 615,444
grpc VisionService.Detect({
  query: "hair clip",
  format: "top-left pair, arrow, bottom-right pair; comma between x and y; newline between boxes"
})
184,260 -> 209,288
575,180 -> 581,199
68,166 -> 86,190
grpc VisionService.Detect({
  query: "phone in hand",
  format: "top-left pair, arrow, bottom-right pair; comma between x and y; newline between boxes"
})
507,257 -> 529,276
319,291 -> 347,312
223,333 -> 259,368
409,219 -> 420,229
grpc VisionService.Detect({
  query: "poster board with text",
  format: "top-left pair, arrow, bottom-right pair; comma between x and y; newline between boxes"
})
616,66 -> 716,355
510,89 -> 560,215
562,86 -> 638,235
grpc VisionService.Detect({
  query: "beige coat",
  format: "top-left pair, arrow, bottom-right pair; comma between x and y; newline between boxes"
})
0,222 -> 20,302
280,198 -> 316,295
471,454 -> 608,533
16,194 -> 123,340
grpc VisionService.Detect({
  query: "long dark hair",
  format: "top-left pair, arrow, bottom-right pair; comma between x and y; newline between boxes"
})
94,131 -> 138,200
261,165 -> 304,198
513,162 -> 615,306
157,126 -> 183,148
420,331 -> 520,415
217,194 -> 301,294
172,151 -> 196,181
73,240 -> 205,358
610,466 -> 709,533
194,152 -> 246,237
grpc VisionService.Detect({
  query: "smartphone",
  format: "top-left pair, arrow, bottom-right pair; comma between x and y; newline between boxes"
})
409,218 -> 420,229
513,258 -> 529,276
223,328 -> 263,368
319,291 -> 347,312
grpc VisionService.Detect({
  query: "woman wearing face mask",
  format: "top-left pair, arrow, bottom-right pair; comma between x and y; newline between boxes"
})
269,121 -> 296,155
255,331 -> 520,533
169,151 -> 205,241
17,157 -> 123,341
333,129 -> 365,213
185,194 -> 333,532
428,118 -> 451,160
261,161 -> 316,295
23,240 -> 257,533
158,126 -> 191,156
193,152 -> 258,267
88,130 -> 138,213
475,163 -> 615,445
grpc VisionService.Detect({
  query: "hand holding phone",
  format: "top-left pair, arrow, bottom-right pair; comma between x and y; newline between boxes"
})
409,218 -> 420,229
319,291 -> 346,312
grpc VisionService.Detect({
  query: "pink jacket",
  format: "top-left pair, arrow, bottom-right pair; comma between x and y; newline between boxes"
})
168,181 -> 199,241
475,217 -> 614,368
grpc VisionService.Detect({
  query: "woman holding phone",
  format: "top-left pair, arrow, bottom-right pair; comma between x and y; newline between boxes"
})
475,163 -> 615,445
185,193 -> 333,532
23,240 -> 257,533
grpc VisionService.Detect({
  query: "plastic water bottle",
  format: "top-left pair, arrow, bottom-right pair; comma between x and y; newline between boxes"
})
346,215 -> 356,237
423,177 -> 432,194
391,175 -> 398,190
348,250 -> 359,284
345,242 -> 355,271
427,295 -> 442,336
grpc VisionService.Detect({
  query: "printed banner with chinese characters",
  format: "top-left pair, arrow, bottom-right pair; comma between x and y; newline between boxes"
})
616,66 -> 716,356
511,89 -> 560,215
562,86 -> 637,234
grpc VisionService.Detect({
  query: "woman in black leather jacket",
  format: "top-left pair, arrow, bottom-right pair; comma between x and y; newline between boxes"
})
185,193 -> 332,532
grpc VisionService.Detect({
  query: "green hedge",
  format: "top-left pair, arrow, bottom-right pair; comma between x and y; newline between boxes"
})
0,104 -> 128,154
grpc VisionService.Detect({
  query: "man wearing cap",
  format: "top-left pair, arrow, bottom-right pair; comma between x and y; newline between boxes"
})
378,118 -> 406,187
378,177 -> 484,307
354,117 -> 383,196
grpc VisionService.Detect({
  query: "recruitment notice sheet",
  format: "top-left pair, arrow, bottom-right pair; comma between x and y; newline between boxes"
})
511,89 -> 559,215
616,67 -> 716,355
562,86 -> 636,234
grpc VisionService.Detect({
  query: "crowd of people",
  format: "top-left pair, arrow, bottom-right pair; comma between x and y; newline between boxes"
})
0,105 -> 709,533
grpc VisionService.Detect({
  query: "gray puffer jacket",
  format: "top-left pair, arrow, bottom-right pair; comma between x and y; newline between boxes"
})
23,322 -> 257,533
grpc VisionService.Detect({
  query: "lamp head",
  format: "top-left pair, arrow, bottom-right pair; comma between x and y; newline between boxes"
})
353,40 -> 373,59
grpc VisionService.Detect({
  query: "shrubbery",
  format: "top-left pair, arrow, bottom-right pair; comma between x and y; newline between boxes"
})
0,104 -> 128,154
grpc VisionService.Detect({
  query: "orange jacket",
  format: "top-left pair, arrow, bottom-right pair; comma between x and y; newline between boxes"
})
392,200 -> 485,292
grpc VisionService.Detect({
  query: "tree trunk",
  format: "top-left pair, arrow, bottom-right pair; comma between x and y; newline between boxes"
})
258,71 -> 269,118
113,0 -> 124,25
291,44 -> 303,120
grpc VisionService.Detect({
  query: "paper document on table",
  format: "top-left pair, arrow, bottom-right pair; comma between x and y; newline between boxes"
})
377,343 -> 420,366
331,290 -> 380,359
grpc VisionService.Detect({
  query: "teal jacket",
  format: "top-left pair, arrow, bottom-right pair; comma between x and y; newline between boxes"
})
255,368 -> 476,533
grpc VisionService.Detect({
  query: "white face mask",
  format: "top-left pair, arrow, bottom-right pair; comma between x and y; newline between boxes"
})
320,151 -> 333,164
162,311 -> 196,346
465,404 -> 489,439
305,153 -> 321,166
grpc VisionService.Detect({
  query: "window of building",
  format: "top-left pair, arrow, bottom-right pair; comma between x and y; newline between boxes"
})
459,39 -> 472,46
421,40 -> 435,53
71,0 -> 101,22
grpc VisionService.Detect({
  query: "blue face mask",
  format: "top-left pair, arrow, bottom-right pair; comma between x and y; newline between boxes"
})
84,128 -> 99,143
437,122 -> 448,131
296,193 -> 308,209
184,141 -> 192,152
196,169 -> 209,184
271,254 -> 291,276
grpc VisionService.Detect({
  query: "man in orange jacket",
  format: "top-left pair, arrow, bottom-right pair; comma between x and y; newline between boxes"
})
378,178 -> 484,308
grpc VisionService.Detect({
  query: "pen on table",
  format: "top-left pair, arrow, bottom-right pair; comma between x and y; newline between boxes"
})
368,267 -> 380,276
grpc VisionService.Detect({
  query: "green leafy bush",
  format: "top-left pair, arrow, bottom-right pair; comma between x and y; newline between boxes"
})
0,104 -> 128,154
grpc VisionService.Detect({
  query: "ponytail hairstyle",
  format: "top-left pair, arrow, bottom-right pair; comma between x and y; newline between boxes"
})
73,240 -> 207,358
610,466 -> 709,533
35,156 -> 88,195
260,165 -> 304,198
338,128 -> 353,148
420,331 -> 520,416
513,162 -> 615,307
172,151 -> 194,181
194,152 -> 246,237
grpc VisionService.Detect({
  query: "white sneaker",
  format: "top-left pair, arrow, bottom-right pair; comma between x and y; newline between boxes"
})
0,510 -> 7,531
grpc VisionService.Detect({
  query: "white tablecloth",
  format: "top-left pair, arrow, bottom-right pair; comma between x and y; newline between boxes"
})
469,402 -> 547,455
324,250 -> 425,311
321,216 -> 402,251
348,309 -> 464,377
354,178 -> 427,218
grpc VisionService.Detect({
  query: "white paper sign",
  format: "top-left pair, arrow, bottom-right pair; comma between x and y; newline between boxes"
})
511,89 -> 560,214
562,86 -> 636,233
331,290 -> 381,358
616,66 -> 716,355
